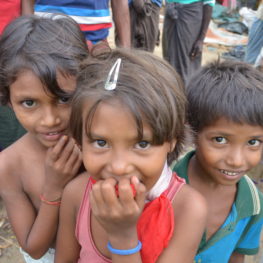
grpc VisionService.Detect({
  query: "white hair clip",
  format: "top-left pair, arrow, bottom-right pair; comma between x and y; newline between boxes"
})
104,58 -> 122,91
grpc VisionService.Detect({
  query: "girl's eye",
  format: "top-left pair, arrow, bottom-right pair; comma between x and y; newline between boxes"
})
135,140 -> 150,149
21,100 -> 35,108
58,97 -> 70,104
248,139 -> 261,147
93,140 -> 108,148
213,137 -> 227,144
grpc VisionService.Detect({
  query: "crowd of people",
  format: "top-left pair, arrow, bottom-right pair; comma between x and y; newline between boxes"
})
0,1 -> 263,263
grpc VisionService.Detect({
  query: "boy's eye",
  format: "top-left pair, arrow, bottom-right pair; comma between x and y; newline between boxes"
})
248,139 -> 261,147
93,140 -> 108,148
58,97 -> 70,104
21,100 -> 35,108
135,140 -> 150,149
213,137 -> 227,144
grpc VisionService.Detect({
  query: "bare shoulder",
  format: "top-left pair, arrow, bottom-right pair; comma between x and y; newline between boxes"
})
0,140 -> 24,187
173,184 -> 208,220
62,172 -> 89,208
0,134 -> 35,195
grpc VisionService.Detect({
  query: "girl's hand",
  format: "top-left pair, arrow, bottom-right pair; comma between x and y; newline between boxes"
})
90,176 -> 146,240
43,136 -> 82,199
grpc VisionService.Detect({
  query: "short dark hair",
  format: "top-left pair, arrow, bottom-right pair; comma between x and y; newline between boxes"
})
0,14 -> 88,105
186,60 -> 263,133
70,48 -> 188,163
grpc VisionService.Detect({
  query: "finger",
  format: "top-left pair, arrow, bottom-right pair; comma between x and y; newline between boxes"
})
118,178 -> 136,206
100,178 -> 120,207
132,176 -> 146,209
71,149 -> 83,174
56,137 -> 76,164
191,48 -> 197,58
63,144 -> 82,173
47,135 -> 69,161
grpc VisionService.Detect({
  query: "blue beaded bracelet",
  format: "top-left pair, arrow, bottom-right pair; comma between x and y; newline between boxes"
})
107,240 -> 142,255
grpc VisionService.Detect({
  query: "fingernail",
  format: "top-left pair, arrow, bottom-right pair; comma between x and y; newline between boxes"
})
132,176 -> 139,184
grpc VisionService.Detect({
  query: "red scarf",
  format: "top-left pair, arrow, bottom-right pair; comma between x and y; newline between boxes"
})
90,178 -> 174,263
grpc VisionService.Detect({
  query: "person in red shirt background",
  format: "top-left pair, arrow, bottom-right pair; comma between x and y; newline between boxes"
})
0,0 -> 33,33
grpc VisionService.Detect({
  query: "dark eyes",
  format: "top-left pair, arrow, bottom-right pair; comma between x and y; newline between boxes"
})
58,97 -> 70,104
93,140 -> 108,148
21,96 -> 69,108
92,140 -> 151,150
248,139 -> 261,147
135,140 -> 150,149
213,137 -> 227,144
212,137 -> 262,147
21,100 -> 35,108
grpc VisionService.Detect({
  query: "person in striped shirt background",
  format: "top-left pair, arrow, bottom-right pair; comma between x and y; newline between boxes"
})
33,0 -> 131,49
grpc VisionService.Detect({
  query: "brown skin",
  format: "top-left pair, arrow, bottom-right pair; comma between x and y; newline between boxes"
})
0,135 -> 81,258
28,0 -> 131,48
188,118 -> 263,262
229,252 -> 245,263
21,0 -> 34,14
0,71 -> 82,259
190,5 -> 212,58
111,0 -> 131,48
55,101 -> 207,263
55,174 -> 207,263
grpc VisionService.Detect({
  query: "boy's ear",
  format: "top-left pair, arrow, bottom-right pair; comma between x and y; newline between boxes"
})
170,139 -> 177,152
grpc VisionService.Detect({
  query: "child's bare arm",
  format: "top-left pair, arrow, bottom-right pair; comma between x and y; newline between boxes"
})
0,137 -> 81,258
90,176 -> 146,263
157,185 -> 207,262
229,252 -> 245,263
21,0 -> 34,15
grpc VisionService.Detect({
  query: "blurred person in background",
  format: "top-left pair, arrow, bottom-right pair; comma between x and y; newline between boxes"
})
32,0 -> 131,50
0,0 -> 32,150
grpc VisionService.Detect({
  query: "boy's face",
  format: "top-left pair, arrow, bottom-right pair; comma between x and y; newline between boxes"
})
195,117 -> 263,186
9,70 -> 76,149
81,99 -> 174,191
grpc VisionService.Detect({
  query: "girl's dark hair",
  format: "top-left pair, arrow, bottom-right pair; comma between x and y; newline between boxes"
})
186,60 -> 263,133
0,14 -> 88,104
70,48 -> 189,163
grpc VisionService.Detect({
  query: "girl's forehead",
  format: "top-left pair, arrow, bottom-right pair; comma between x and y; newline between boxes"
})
82,98 -> 151,133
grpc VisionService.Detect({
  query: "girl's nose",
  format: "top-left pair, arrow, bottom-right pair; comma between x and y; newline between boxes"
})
109,150 -> 131,177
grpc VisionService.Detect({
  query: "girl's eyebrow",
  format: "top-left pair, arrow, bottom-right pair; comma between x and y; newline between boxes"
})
249,135 -> 263,139
86,132 -> 105,139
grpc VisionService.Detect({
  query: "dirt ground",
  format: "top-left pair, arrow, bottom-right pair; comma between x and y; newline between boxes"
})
0,16 -> 263,263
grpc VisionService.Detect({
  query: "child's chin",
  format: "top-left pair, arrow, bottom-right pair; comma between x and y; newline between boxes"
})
39,139 -> 59,149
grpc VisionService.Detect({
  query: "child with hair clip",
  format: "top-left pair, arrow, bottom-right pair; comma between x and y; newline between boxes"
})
173,60 -> 263,263
55,48 -> 208,263
0,14 -> 88,262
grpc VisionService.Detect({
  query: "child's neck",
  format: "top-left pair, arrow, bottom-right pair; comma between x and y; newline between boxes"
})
25,133 -> 50,155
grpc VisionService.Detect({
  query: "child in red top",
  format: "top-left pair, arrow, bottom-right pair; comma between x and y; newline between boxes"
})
0,0 -> 32,33
55,48 -> 208,263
